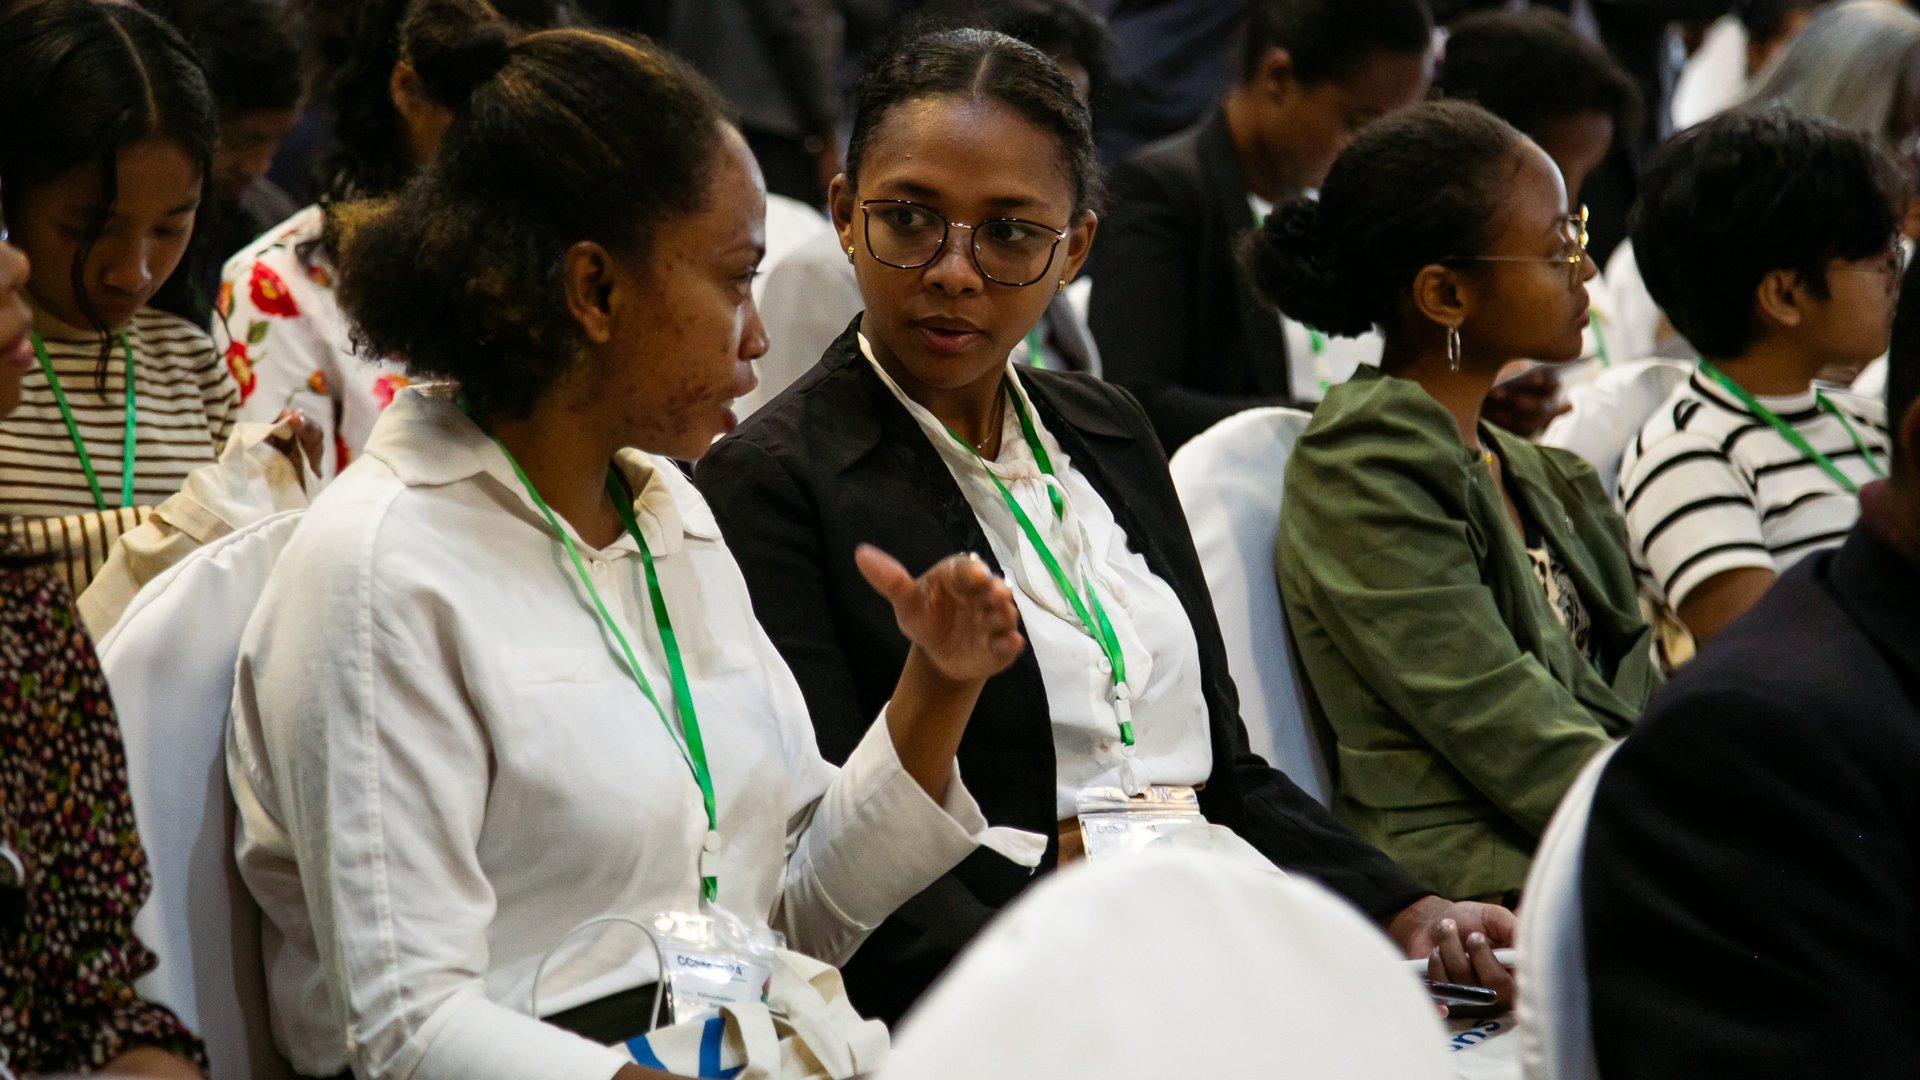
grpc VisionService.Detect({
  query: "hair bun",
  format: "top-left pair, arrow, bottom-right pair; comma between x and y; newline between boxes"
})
1247,196 -> 1372,338
402,0 -> 516,109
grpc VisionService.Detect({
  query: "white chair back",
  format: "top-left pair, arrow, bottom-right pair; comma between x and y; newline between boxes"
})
1168,407 -> 1331,803
885,847 -> 1453,1080
1542,360 -> 1692,496
1516,740 -> 1624,1080
97,510 -> 306,1080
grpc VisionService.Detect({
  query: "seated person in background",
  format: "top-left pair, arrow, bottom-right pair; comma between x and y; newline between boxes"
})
697,31 -> 1514,1027
1254,100 -> 1659,902
0,195 -> 205,1080
1618,110 -> 1902,646
1584,252 -> 1920,1080
0,1 -> 313,610
231,14 -> 1036,1080
1433,6 -> 1642,440
1090,0 -> 1433,453
216,0 -> 571,481
150,0 -> 306,328
742,0 -> 1112,420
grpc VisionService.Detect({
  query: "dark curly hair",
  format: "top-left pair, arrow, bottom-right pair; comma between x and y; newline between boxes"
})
1242,0 -> 1434,84
334,25 -> 731,426
1437,8 -> 1641,143
1248,99 -> 1522,339
0,0 -> 214,381
847,28 -> 1104,215
1631,108 -> 1903,361
299,0 -> 574,203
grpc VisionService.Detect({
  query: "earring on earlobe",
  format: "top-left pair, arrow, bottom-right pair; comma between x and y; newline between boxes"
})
1446,325 -> 1463,373
1056,279 -> 1067,295
846,245 -> 856,264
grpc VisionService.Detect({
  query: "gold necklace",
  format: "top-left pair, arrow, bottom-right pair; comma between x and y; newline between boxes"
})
972,388 -> 1008,453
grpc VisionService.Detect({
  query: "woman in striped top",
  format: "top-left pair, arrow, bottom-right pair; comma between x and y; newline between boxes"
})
1620,110 -> 1904,645
0,1 -> 245,596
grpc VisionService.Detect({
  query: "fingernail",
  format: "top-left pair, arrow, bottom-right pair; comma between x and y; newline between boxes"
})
1468,932 -> 1485,947
1440,919 -> 1455,935
1430,947 -> 1440,961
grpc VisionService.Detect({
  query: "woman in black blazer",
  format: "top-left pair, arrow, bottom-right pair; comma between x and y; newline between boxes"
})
696,28 -> 1512,1024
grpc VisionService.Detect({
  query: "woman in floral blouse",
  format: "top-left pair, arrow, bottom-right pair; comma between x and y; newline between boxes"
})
1,178 -> 205,1076
215,0 -> 570,479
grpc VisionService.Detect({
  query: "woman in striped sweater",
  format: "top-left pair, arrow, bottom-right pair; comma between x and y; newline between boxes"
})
0,1 -> 312,600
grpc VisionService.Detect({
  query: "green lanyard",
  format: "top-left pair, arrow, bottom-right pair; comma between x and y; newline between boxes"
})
1306,327 -> 1330,396
943,377 -> 1134,745
1589,308 -> 1611,369
32,331 -> 137,510
496,443 -> 721,903
1699,360 -> 1886,494
1024,327 -> 1046,371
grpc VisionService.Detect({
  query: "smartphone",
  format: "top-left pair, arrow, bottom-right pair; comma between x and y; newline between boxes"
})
1428,980 -> 1501,1017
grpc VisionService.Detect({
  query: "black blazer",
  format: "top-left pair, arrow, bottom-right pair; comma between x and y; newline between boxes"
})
695,321 -> 1426,1024
1089,107 -> 1294,454
1584,525 -> 1920,1079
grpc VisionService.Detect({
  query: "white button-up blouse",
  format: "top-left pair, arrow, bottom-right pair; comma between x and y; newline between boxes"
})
860,337 -> 1214,819
228,388 -> 1038,1080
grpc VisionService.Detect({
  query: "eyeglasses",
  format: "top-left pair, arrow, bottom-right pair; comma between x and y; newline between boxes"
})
859,199 -> 1069,287
1442,206 -> 1590,291
1830,243 -> 1906,298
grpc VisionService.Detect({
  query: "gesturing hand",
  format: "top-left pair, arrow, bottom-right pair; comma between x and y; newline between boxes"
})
856,543 -> 1025,682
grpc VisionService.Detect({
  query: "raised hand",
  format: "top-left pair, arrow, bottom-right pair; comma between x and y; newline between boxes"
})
856,543 -> 1025,682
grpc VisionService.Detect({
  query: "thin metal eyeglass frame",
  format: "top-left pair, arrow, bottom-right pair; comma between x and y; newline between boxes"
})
859,198 -> 1069,287
1829,243 -> 1906,297
1441,206 -> 1591,290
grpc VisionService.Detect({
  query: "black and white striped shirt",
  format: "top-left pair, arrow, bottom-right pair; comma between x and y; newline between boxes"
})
0,307 -> 236,594
1617,367 -> 1888,612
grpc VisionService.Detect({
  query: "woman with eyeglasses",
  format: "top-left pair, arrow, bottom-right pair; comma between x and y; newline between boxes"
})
1249,100 -> 1659,904
696,30 -> 1518,1027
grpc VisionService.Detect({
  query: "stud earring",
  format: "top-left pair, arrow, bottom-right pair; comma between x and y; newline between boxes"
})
1446,325 -> 1462,373
1056,279 -> 1067,295
846,245 -> 855,264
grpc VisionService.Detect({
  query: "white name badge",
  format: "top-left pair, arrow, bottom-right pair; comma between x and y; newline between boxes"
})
1076,785 -> 1207,861
650,907 -> 782,1027
658,943 -> 774,1025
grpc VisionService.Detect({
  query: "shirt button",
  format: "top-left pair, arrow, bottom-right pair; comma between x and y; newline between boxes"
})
591,560 -> 609,575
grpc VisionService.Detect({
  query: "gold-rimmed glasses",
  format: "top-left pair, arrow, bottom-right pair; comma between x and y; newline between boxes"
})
1443,205 -> 1590,290
1830,242 -> 1906,298
859,199 -> 1069,287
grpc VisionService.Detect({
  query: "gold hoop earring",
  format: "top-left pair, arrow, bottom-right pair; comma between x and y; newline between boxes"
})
846,245 -> 856,264
1446,325 -> 1462,373
1056,279 -> 1067,295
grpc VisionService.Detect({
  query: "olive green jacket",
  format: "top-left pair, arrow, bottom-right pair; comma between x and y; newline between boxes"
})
1277,368 -> 1659,899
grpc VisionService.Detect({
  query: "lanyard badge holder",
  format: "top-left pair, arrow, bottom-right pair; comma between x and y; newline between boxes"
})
528,910 -> 783,1041
945,376 -> 1144,781
1075,784 -> 1207,861
493,435 -> 778,1030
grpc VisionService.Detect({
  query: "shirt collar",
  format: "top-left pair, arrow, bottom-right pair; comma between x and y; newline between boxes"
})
1692,364 -> 1819,416
365,386 -> 720,554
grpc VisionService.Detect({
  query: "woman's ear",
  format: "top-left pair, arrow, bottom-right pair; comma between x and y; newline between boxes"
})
829,173 -> 857,260
1410,263 -> 1471,336
562,240 -> 616,345
1060,209 -> 1099,284
1754,267 -> 1808,332
1254,46 -> 1296,105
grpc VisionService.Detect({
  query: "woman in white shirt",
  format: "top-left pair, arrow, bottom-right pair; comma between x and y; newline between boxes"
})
228,17 -> 1035,1080
696,28 -> 1517,1028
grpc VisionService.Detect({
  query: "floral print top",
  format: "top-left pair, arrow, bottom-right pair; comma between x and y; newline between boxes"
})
216,204 -> 412,481
0,568 -> 206,1076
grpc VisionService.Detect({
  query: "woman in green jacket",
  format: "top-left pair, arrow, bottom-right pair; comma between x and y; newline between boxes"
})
1248,101 -> 1659,901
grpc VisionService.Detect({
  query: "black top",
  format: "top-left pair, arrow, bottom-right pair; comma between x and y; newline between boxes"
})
1089,107 -> 1295,453
695,319 -> 1427,1023
1584,525 -> 1920,1078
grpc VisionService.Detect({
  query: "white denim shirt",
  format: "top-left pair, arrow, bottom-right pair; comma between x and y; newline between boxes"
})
228,387 -> 1040,1080
860,337 -> 1213,819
